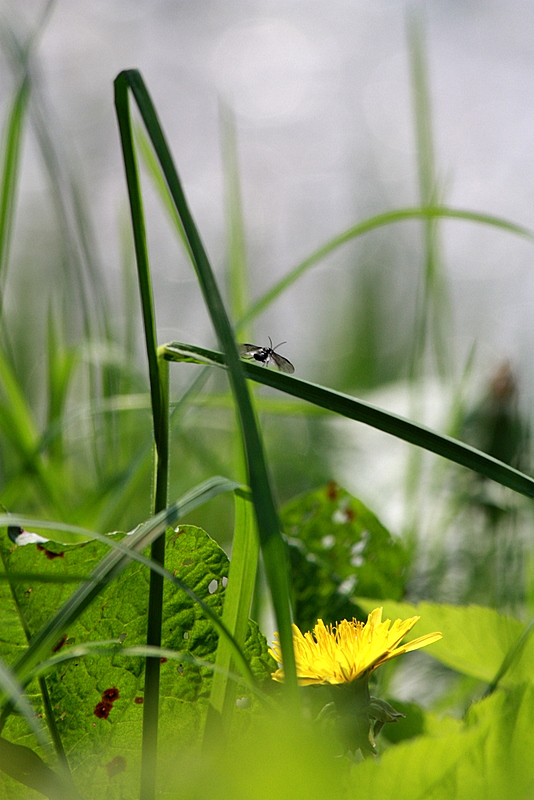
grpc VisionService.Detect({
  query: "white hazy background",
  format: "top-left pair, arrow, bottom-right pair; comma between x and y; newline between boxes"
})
2,1 -> 534,524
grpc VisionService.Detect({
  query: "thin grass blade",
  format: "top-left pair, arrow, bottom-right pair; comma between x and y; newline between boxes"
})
238,207 -> 534,329
205,488 -> 260,743
162,342 -> 534,500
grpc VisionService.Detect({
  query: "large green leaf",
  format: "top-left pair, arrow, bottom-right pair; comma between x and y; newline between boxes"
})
281,485 -> 409,631
347,683 -> 534,800
0,525 -> 273,798
356,599 -> 534,687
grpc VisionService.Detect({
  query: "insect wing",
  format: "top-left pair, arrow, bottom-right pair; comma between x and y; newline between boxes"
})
271,352 -> 295,374
238,344 -> 262,358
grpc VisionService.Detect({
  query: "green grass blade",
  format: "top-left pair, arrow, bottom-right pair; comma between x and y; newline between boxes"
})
408,12 -> 451,377
220,103 -> 250,334
114,71 -> 298,707
0,735 -> 80,800
0,75 -> 29,309
45,306 -> 78,464
114,80 -> 163,432
0,1 -> 56,311
0,658 -> 49,749
238,207 -> 534,328
162,342 -> 534,501
0,19 -> 110,341
205,488 -> 260,743
142,357 -> 169,798
115,76 -> 172,797
134,122 -> 189,251
0,347 -> 65,512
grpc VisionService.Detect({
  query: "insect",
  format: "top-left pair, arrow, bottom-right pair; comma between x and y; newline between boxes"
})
238,337 -> 295,374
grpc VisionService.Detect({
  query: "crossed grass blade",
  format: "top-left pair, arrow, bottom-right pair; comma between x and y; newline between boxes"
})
162,342 -> 534,502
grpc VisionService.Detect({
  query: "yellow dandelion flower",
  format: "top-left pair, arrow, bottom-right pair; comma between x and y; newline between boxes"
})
269,608 -> 442,686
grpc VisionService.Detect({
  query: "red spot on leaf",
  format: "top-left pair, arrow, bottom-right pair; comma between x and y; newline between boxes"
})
326,481 -> 339,500
94,701 -> 113,720
134,696 -> 144,705
52,635 -> 68,653
160,657 -> 168,663
105,756 -> 126,778
102,687 -> 120,703
344,507 -> 355,522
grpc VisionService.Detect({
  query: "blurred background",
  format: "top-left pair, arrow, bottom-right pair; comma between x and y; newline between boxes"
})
1,0 -> 534,610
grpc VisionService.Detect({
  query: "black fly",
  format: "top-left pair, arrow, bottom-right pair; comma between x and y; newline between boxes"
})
238,337 -> 295,374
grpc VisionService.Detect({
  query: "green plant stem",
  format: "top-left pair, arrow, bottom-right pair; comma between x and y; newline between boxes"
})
115,74 -> 170,800
141,357 -> 169,799
204,488 -> 259,746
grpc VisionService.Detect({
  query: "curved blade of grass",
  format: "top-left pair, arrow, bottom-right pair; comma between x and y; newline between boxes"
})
114,71 -> 298,707
238,206 -> 534,329
0,477 -> 249,689
162,342 -> 534,501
